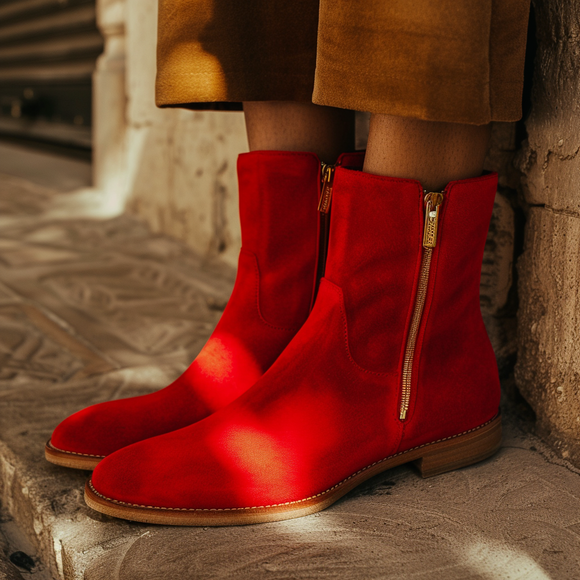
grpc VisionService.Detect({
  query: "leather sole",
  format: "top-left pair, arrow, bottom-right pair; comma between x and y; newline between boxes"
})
45,440 -> 103,470
84,414 -> 502,526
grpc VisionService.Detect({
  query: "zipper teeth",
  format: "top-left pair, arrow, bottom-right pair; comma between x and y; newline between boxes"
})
313,161 -> 335,301
399,248 -> 433,420
399,189 -> 445,421
314,212 -> 330,299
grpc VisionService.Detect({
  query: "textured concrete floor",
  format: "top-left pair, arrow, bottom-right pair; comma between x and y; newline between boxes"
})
0,148 -> 579,580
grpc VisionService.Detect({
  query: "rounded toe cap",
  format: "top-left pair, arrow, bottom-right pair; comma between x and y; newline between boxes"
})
51,400 -> 136,457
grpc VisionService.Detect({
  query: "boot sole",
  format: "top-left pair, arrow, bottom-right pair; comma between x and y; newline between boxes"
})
45,439 -> 103,470
84,414 -> 501,526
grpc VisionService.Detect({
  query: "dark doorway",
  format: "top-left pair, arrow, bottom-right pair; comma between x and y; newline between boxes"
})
0,0 -> 103,159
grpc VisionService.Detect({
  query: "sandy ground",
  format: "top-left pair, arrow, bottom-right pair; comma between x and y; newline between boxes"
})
0,146 -> 578,580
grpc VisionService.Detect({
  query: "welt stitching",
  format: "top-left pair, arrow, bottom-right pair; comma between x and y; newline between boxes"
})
48,440 -> 104,459
88,416 -> 498,512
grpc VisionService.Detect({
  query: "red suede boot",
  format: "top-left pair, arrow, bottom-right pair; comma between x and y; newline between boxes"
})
86,167 -> 501,525
46,151 -> 364,469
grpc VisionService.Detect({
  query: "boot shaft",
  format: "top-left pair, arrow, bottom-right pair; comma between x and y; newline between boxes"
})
236,151 -> 365,327
237,151 -> 321,328
325,168 -> 500,442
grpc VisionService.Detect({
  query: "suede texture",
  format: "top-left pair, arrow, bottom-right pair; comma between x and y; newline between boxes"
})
324,171 -> 423,372
51,151 -> 323,457
91,168 -> 500,511
91,280 -> 403,508
156,0 -> 530,124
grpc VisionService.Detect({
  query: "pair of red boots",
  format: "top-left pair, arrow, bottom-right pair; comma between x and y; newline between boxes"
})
46,151 -> 501,526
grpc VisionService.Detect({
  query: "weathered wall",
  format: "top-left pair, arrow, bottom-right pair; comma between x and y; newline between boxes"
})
93,0 -> 127,211
481,123 -> 522,380
124,0 -> 246,267
94,0 -> 246,267
516,0 -> 580,464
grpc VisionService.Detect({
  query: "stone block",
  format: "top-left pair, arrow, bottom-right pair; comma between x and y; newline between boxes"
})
517,0 -> 580,214
514,0 -> 580,466
516,207 -> 580,464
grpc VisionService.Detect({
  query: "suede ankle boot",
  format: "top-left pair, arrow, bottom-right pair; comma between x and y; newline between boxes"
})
46,150 -> 364,469
85,166 -> 501,525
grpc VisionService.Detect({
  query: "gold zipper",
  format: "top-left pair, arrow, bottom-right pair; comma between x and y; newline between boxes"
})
399,191 -> 444,421
313,162 -> 337,299
318,163 -> 335,214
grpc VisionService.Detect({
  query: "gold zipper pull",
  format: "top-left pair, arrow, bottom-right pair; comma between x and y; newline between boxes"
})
318,164 -> 335,214
422,192 -> 444,248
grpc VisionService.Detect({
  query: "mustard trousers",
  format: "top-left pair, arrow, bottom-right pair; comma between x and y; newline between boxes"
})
156,0 -> 530,125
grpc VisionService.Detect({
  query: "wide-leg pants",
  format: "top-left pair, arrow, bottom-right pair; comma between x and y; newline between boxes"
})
156,0 -> 530,124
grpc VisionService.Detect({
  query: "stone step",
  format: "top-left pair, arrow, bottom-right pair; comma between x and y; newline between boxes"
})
3,386 -> 580,580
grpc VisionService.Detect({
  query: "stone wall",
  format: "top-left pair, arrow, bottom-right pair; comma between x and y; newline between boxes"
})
94,0 -> 246,268
515,0 -> 580,464
481,123 -> 522,380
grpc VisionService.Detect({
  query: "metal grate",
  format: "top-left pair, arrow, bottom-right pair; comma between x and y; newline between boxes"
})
0,0 -> 103,154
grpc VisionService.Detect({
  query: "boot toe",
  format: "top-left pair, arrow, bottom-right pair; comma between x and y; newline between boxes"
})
51,401 -> 127,458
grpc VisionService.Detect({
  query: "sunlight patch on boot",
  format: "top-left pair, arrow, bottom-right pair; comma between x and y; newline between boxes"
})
196,337 -> 235,382
191,334 -> 261,410
214,423 -> 298,497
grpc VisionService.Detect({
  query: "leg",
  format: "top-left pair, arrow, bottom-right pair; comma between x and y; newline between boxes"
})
363,114 -> 491,192
243,101 -> 354,164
